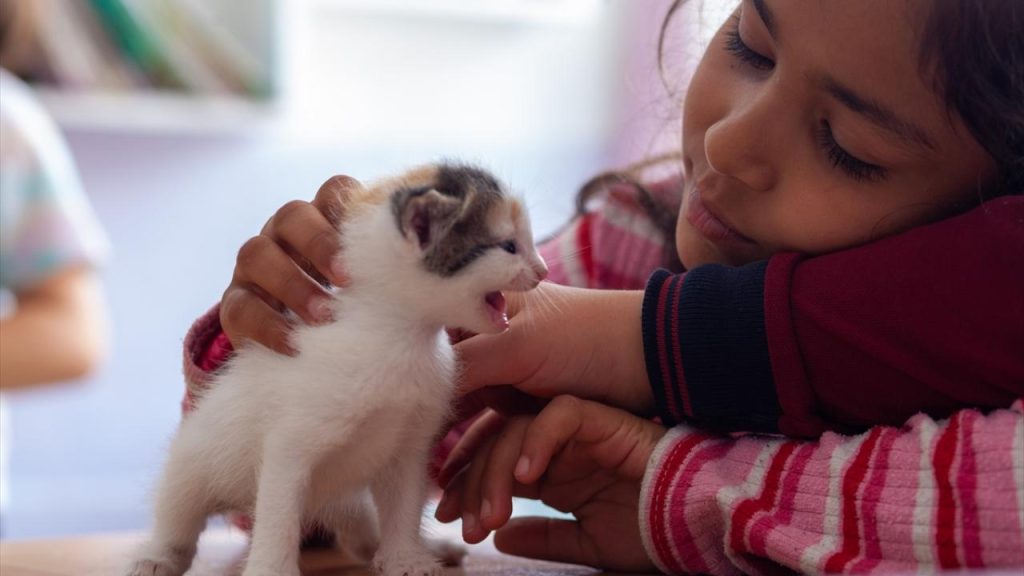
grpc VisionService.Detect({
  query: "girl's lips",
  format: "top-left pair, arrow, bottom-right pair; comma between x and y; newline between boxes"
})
684,188 -> 756,245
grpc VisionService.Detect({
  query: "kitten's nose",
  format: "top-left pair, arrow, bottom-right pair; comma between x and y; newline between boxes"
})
533,259 -> 549,282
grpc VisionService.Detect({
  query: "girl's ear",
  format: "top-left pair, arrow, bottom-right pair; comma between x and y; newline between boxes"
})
396,188 -> 462,251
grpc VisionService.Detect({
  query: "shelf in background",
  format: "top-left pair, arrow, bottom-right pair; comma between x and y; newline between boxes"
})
35,88 -> 281,135
312,0 -> 602,27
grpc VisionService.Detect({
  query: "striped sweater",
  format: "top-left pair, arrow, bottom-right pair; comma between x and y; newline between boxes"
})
184,180 -> 1024,573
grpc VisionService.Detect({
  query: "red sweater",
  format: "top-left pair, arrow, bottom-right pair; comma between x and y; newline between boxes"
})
641,195 -> 1024,438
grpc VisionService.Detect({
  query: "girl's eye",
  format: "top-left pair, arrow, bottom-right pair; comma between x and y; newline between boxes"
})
816,120 -> 888,183
500,240 -> 517,254
724,17 -> 774,72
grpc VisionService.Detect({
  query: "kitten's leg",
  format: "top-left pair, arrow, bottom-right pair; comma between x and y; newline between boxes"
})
126,447 -> 211,576
243,447 -> 313,576
370,452 -> 440,576
323,490 -> 379,563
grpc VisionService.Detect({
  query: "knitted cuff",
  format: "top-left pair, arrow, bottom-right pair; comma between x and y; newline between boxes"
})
642,263 -> 780,433
639,425 -> 735,576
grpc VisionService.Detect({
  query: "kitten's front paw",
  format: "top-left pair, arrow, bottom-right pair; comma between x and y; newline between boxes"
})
241,566 -> 301,576
424,537 -> 467,567
126,545 -> 195,576
373,549 -> 443,576
125,558 -> 183,576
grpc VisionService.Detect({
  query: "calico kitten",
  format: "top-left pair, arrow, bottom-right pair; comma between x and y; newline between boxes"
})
127,163 -> 548,576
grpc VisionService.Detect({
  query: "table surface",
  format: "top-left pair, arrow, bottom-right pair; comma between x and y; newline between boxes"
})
0,529 -> 600,576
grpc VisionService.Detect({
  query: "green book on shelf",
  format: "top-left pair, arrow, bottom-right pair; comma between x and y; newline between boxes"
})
87,0 -> 188,91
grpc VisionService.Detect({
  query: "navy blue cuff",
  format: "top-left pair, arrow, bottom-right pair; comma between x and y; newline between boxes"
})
641,263 -> 781,433
642,270 -> 686,426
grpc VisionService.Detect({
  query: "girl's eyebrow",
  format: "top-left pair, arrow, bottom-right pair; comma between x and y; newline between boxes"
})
822,76 -> 937,152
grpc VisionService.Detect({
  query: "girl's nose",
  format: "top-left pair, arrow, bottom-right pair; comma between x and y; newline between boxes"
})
703,95 -> 780,193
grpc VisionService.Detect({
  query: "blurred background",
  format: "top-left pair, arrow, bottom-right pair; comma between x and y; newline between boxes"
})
0,0 -> 730,539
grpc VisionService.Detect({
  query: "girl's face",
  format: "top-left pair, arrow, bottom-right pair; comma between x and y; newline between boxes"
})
677,0 -> 995,268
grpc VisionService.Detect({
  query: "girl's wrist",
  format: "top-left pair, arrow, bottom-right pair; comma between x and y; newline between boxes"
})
582,289 -> 654,416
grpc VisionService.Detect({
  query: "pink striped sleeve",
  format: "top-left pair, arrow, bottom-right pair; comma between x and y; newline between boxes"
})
539,182 -> 673,290
181,303 -> 232,413
640,400 -> 1024,575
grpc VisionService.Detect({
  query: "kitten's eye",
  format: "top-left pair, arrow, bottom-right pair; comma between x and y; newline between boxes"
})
500,240 -> 517,254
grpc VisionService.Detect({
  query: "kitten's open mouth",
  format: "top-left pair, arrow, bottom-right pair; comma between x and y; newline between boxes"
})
485,291 -> 509,330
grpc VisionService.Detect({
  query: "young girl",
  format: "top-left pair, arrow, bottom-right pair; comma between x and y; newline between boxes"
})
184,0 -> 1024,572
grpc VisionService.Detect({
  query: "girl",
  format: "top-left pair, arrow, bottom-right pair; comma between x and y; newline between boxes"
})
185,0 -> 1024,572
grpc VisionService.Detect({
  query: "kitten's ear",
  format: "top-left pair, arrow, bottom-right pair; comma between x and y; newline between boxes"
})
398,189 -> 462,251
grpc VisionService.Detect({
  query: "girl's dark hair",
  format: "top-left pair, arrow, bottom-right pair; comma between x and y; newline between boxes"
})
574,0 -> 1023,260
921,0 -> 1024,196
571,154 -> 685,271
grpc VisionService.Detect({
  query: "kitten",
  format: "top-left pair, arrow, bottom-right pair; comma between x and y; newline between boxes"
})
127,163 -> 548,576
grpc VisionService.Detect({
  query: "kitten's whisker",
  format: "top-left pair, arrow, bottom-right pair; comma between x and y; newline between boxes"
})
531,285 -> 565,321
538,246 -> 591,268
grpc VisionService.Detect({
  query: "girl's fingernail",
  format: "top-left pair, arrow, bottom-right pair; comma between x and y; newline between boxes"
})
435,493 -> 452,520
480,499 -> 492,521
331,259 -> 348,286
463,513 -> 477,536
309,298 -> 333,323
514,456 -> 530,480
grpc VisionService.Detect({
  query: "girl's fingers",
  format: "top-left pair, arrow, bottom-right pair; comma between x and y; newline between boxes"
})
233,234 -> 334,326
219,288 -> 296,356
435,466 -> 467,523
262,200 -> 347,288
478,417 -> 529,531
437,410 -> 505,488
513,395 -> 586,483
308,175 -> 362,283
493,517 -> 598,566
436,452 -> 543,526
516,396 -> 657,483
458,435 -> 496,544
311,174 -> 361,228
454,386 -> 546,423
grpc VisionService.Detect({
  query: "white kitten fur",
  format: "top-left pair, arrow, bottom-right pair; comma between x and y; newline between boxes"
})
127,167 -> 546,576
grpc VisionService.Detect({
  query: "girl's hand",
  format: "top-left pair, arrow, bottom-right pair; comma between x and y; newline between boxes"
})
435,396 -> 666,572
220,176 -> 361,354
455,282 -> 655,416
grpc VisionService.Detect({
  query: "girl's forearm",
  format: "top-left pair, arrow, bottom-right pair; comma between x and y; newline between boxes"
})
579,288 -> 653,415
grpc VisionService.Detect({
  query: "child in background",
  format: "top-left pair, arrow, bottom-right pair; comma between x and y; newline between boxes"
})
184,0 -> 1023,573
0,67 -> 110,532
0,70 -> 109,389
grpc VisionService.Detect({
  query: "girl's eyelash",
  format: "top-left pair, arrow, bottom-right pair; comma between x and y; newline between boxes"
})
723,17 -> 774,71
817,120 -> 888,183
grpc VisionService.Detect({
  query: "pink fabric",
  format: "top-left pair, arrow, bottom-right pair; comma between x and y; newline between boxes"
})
640,400 -> 1024,575
539,181 -> 675,289
181,304 -> 227,413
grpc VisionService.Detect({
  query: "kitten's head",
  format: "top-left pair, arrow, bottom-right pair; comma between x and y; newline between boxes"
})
382,163 -> 547,334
